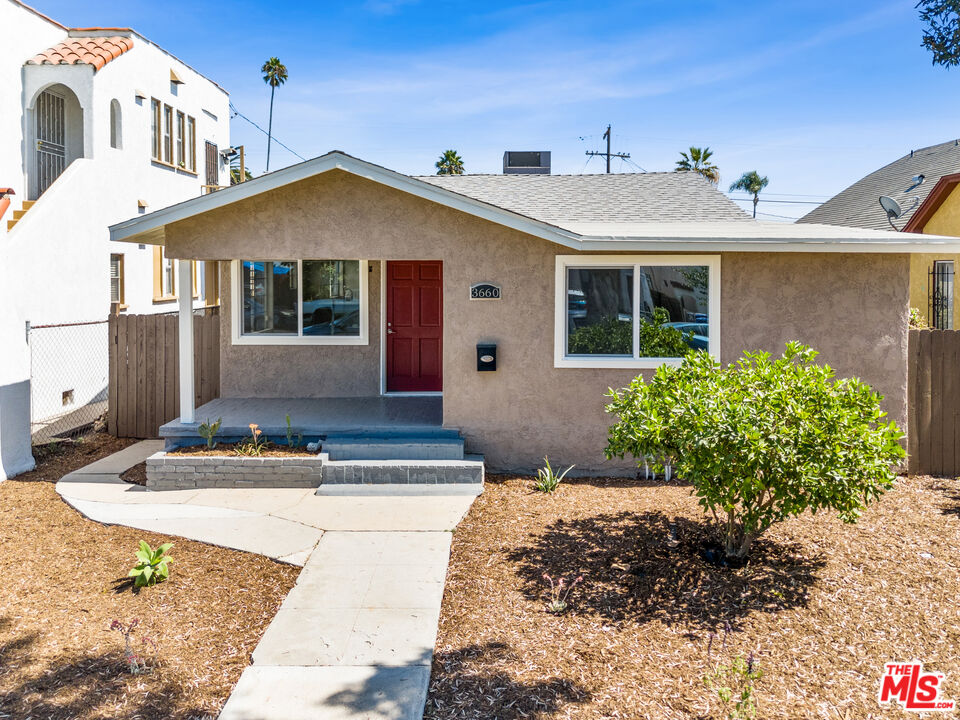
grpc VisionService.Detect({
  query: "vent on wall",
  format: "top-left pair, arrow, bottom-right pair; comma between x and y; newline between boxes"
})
503,151 -> 551,175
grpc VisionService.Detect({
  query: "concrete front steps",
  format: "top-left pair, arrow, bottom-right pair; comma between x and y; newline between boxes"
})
148,428 -> 484,495
323,433 -> 464,461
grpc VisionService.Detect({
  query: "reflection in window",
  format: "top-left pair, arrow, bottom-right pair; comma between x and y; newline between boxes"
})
565,264 -> 710,359
567,268 -> 633,355
302,260 -> 361,336
241,261 -> 298,335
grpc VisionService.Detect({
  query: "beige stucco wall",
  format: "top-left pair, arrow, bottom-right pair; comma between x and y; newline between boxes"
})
164,170 -> 910,474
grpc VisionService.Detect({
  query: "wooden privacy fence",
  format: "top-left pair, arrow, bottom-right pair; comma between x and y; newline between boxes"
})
108,311 -> 220,438
907,328 -> 960,476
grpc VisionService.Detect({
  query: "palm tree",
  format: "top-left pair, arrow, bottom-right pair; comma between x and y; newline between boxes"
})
675,146 -> 720,184
435,149 -> 465,175
729,171 -> 770,218
261,57 -> 288,172
230,166 -> 253,185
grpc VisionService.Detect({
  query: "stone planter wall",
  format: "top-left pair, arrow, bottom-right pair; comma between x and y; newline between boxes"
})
146,452 -> 323,490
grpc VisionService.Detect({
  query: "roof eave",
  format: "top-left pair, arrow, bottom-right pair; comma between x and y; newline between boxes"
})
110,152 -> 583,250
579,237 -> 960,252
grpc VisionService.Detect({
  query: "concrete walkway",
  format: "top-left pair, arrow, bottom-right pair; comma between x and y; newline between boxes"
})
56,440 -> 476,719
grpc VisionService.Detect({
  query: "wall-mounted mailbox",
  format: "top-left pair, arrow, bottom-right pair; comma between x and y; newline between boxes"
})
477,343 -> 497,372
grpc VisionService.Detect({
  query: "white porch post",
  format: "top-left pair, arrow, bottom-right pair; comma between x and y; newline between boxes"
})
178,260 -> 195,423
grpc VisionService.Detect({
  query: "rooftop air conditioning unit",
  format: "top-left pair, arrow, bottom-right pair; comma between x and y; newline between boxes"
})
503,151 -> 551,175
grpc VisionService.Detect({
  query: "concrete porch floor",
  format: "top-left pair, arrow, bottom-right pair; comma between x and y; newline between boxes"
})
160,396 -> 448,441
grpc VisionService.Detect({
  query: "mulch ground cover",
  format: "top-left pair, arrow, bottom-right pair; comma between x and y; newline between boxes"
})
167,443 -> 318,458
427,473 -> 960,720
0,433 -> 299,719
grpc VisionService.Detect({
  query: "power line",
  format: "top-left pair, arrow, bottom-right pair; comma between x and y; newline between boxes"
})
728,196 -> 823,205
229,102 -> 307,164
585,125 -> 631,174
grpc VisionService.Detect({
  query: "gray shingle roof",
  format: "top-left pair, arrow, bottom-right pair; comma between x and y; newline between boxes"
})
797,139 -> 960,231
416,171 -> 751,226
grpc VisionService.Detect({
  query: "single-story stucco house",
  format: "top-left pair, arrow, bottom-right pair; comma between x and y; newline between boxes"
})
109,151 -> 960,478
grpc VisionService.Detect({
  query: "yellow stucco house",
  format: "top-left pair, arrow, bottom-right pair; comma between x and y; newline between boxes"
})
903,173 -> 960,328
799,140 -> 960,328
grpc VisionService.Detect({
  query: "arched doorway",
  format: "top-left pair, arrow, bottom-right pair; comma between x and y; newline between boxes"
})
28,83 -> 84,199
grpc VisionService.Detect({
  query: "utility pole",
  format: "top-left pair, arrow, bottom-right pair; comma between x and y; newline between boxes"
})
585,125 -> 630,173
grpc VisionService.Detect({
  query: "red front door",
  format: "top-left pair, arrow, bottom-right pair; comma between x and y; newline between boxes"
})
386,261 -> 443,392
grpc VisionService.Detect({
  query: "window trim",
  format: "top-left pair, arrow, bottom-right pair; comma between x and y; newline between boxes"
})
162,104 -> 173,164
153,246 -> 177,303
230,259 -> 369,346
554,254 -> 720,369
186,115 -> 196,172
110,253 -> 126,308
175,111 -> 185,167
150,98 -> 161,160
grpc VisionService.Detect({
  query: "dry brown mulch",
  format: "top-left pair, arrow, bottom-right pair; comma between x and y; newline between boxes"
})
168,443 -> 317,457
120,461 -> 147,486
0,433 -> 299,719
428,474 -> 960,720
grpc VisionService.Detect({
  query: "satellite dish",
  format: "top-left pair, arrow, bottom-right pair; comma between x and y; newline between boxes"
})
879,195 -> 919,231
880,195 -> 903,219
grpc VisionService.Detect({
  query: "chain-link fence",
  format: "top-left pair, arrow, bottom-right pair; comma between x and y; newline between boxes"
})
28,320 -> 109,444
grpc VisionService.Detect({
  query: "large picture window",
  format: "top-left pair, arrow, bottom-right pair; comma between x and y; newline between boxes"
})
233,259 -> 368,345
555,255 -> 719,368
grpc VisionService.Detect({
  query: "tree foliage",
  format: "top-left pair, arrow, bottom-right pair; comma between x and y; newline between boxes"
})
435,149 -> 465,175
918,0 -> 960,66
604,343 -> 904,559
729,171 -> 769,218
261,57 -> 288,172
568,308 -> 693,357
675,146 -> 720,184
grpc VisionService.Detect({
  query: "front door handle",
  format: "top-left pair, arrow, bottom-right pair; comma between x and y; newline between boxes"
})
387,328 -> 395,334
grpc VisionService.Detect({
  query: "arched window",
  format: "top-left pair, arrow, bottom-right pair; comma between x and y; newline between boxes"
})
109,99 -> 122,149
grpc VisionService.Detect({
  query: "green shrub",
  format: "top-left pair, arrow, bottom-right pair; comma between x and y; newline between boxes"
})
567,307 -> 692,357
568,316 -> 632,354
128,541 -> 173,587
637,307 -> 694,358
198,417 -> 222,449
533,456 -> 574,493
604,342 -> 904,558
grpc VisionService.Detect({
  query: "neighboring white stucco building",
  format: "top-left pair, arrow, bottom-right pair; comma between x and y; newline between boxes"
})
0,0 -> 230,479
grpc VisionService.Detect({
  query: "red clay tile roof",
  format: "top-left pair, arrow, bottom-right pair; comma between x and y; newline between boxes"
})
27,36 -> 134,72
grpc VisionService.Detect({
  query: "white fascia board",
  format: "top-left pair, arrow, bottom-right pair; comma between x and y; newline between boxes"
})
577,238 -> 960,253
109,152 -> 583,250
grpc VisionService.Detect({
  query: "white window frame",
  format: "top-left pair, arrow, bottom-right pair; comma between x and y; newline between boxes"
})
230,259 -> 369,346
554,254 -> 720,369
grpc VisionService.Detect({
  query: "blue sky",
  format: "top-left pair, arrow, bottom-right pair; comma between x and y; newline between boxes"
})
30,0 -> 960,220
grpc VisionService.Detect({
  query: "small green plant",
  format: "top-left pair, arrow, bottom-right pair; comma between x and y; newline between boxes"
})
285,414 -> 303,448
542,573 -> 583,614
909,307 -> 929,329
128,540 -> 173,588
533,456 -> 574,493
198,417 -> 222,449
702,628 -> 762,719
236,423 -> 267,456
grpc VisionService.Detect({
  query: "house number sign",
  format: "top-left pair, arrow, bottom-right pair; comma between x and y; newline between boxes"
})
470,283 -> 501,300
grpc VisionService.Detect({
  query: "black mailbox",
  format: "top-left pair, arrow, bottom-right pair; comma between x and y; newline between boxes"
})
477,343 -> 497,372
